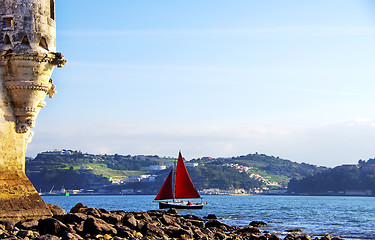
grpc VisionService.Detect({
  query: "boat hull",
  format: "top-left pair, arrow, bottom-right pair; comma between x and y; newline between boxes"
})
159,201 -> 204,209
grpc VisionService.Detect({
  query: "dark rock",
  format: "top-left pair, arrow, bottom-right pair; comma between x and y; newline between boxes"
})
205,214 -> 217,220
214,231 -> 228,240
110,210 -> 126,217
187,219 -> 205,228
269,234 -> 282,240
161,214 -> 177,226
0,220 -> 15,231
135,212 -> 152,222
114,225 -> 135,238
70,203 -> 87,214
193,229 -> 206,239
170,227 -> 193,239
15,219 -> 39,230
122,213 -> 137,229
83,217 -> 117,236
248,234 -> 260,240
71,221 -> 85,235
146,210 -> 166,218
236,226 -> 262,235
101,213 -> 123,225
38,218 -> 72,237
98,208 -> 110,214
16,229 -> 34,238
142,222 -> 166,238
3,235 -> 18,240
183,214 -> 204,221
284,234 -> 298,240
161,225 -> 180,237
86,208 -> 102,218
38,234 -> 62,240
167,208 -> 177,214
321,233 -> 332,240
286,228 -> 303,233
61,232 -> 83,240
249,221 -> 268,227
46,203 -> 67,215
136,219 -> 146,232
205,220 -> 231,231
54,213 -> 88,224
298,234 -> 312,240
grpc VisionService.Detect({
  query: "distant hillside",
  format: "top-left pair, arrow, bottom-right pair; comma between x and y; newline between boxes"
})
288,158 -> 375,195
26,150 -> 326,193
192,153 -> 326,182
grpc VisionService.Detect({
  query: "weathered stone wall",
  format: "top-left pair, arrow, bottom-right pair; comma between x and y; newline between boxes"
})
0,0 -> 56,52
0,78 -> 26,172
0,81 -> 52,220
0,0 -> 64,220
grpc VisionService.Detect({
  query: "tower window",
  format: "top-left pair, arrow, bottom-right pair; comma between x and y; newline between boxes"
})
39,37 -> 48,50
4,34 -> 11,44
21,35 -> 30,45
2,16 -> 13,29
50,0 -> 55,20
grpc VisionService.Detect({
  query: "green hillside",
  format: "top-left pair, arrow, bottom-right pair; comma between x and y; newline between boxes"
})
26,150 -> 326,194
288,158 -> 375,195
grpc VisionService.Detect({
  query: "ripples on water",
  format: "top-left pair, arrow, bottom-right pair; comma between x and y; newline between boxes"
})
42,195 -> 375,239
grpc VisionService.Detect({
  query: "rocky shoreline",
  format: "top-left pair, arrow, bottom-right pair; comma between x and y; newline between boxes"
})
0,203 -> 346,240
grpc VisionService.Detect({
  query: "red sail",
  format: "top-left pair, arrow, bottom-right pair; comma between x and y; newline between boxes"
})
154,169 -> 174,200
174,152 -> 201,199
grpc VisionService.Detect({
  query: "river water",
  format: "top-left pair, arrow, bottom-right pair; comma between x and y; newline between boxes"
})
42,195 -> 375,239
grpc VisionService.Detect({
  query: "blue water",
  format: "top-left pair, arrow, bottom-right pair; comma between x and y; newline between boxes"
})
42,195 -> 375,239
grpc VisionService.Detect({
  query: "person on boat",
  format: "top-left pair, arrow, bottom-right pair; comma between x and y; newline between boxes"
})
187,201 -> 192,206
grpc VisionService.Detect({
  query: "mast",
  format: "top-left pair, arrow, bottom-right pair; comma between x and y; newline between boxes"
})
173,154 -> 177,202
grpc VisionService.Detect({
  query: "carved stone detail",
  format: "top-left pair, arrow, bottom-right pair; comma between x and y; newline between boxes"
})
1,51 -> 65,133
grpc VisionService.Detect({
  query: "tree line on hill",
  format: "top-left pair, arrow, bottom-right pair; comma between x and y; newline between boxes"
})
26,150 -> 328,193
288,159 -> 375,194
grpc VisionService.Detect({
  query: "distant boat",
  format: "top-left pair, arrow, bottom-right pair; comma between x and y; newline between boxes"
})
154,151 -> 204,209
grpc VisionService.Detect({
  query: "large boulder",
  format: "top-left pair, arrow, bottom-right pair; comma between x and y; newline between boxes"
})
83,217 -> 117,236
85,208 -> 102,218
15,219 -> 39,230
186,219 -> 205,228
142,222 -> 167,238
53,213 -> 88,224
269,234 -> 282,240
114,224 -> 136,238
161,214 -> 178,226
122,213 -> 138,229
236,226 -> 262,235
101,212 -> 123,225
205,214 -> 218,220
69,203 -> 88,214
38,234 -> 61,240
46,203 -> 67,215
38,218 -> 72,237
169,227 -> 194,239
205,219 -> 232,231
0,220 -> 15,231
167,208 -> 178,214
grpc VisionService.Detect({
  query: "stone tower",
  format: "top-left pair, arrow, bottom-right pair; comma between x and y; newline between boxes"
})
0,0 -> 65,220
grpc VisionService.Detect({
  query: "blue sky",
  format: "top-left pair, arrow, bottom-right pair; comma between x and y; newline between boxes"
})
28,0 -> 375,167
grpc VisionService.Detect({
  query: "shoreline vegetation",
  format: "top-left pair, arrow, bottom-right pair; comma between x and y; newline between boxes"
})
27,151 -> 375,197
0,203 -> 346,240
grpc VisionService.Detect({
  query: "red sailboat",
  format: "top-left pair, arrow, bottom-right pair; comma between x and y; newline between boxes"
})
155,152 -> 204,209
